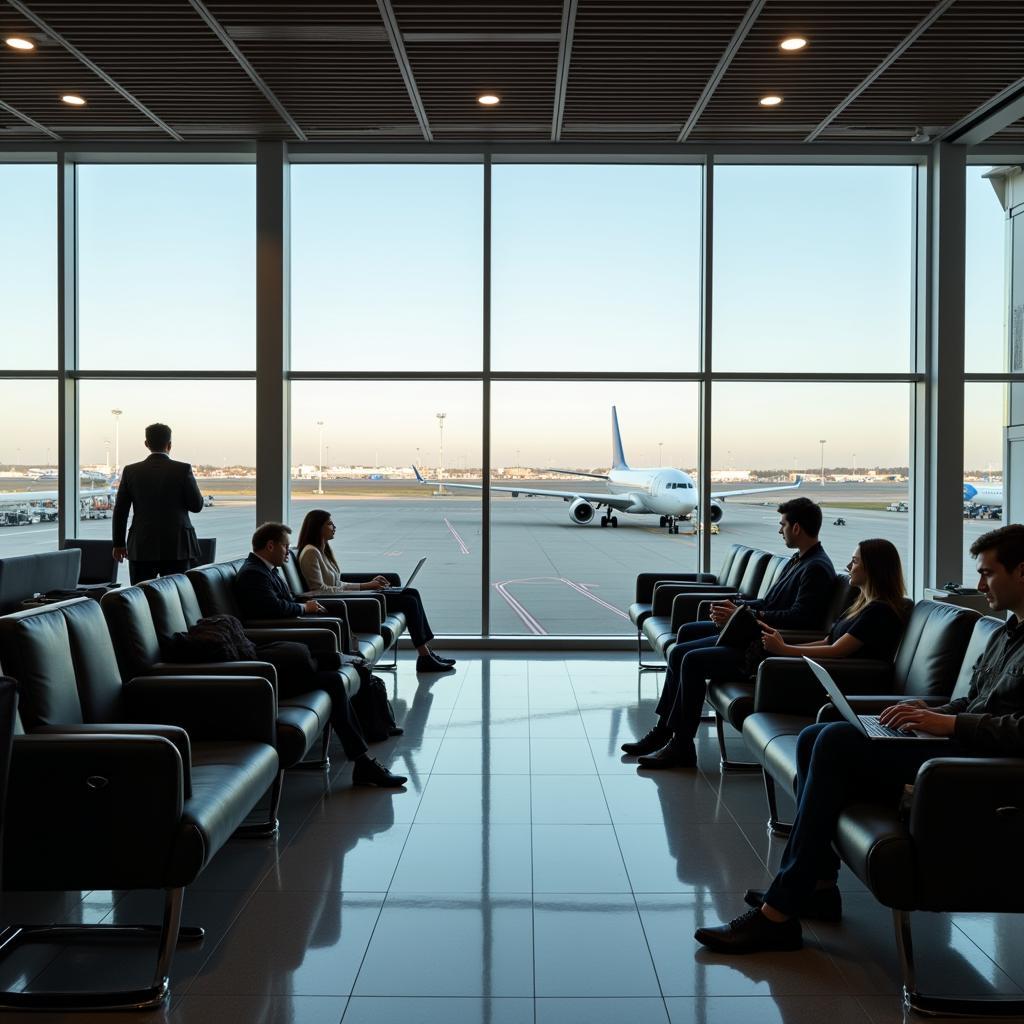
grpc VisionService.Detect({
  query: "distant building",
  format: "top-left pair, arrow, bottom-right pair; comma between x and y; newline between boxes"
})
711,469 -> 753,482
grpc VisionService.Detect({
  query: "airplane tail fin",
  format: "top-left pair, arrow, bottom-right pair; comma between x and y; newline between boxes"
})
412,465 -> 425,483
611,406 -> 629,471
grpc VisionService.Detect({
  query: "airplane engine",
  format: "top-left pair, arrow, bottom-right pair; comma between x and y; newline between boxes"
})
568,498 -> 596,524
709,499 -> 725,523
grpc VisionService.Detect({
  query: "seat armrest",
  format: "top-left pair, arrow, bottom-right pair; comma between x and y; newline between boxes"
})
754,657 -> 892,715
817,694 -> 951,721
339,573 -> 401,586
654,583 -> 733,616
244,615 -> 348,650
635,572 -> 709,602
122,675 -> 277,746
779,630 -> 829,644
148,660 -> 277,693
33,722 -> 192,798
313,596 -> 383,634
670,592 -> 731,629
5,733 -> 185,889
244,626 -> 339,653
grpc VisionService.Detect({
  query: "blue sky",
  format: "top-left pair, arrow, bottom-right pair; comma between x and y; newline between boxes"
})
0,161 -> 1008,470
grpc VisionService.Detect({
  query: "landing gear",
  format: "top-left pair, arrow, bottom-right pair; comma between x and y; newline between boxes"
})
601,515 -> 619,528
659,516 -> 667,528
664,516 -> 680,534
600,515 -> 608,527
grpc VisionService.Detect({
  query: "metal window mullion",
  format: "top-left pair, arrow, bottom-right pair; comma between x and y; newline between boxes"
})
57,154 -> 78,547
481,156 -> 492,637
699,157 -> 714,572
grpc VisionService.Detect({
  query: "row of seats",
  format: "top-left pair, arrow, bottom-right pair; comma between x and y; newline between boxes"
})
0,552 -> 409,1011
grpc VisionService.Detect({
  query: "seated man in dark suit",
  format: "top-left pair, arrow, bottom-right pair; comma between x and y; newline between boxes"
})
696,523 -> 1024,953
112,421 -> 204,585
234,522 -> 406,789
624,497 -> 836,768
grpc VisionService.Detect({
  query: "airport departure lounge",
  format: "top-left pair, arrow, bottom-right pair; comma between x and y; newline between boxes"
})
1,2 -> 1024,1021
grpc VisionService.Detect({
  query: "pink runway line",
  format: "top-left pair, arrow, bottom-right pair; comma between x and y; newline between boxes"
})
444,517 -> 470,555
493,581 -> 547,635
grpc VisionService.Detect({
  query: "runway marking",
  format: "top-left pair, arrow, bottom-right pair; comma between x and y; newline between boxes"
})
558,578 -> 630,620
494,581 -> 547,634
444,517 -> 470,555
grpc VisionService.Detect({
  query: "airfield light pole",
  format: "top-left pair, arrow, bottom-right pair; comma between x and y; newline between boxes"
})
316,421 -> 324,495
819,439 -> 827,487
111,410 -> 122,473
658,441 -> 663,466
436,413 -> 446,495
104,440 -> 110,472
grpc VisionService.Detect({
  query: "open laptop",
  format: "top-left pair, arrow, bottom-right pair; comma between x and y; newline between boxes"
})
394,557 -> 426,593
803,657 -> 950,742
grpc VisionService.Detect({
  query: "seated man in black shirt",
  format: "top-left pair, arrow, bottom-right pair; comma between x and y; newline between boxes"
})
696,523 -> 1024,954
234,521 -> 406,789
625,497 -> 836,769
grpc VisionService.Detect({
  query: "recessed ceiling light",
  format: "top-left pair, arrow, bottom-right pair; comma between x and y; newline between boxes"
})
61,94 -> 86,106
759,95 -> 783,107
780,36 -> 807,51
477,94 -> 500,106
4,36 -> 35,50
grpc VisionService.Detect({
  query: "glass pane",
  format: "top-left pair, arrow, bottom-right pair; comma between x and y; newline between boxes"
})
963,382 -> 1004,585
492,165 -> 702,372
78,165 -> 255,370
490,382 -> 698,635
710,383 -> 912,585
965,167 -> 1007,373
0,165 -> 56,370
0,381 -> 58,555
713,166 -> 914,372
78,381 -> 256,577
290,165 -> 482,371
289,382 -> 482,634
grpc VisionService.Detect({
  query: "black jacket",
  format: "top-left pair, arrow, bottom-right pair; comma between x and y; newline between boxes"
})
233,553 -> 306,620
744,542 -> 836,629
112,452 -> 204,562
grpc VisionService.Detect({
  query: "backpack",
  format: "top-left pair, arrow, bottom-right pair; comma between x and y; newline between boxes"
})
350,673 -> 398,743
168,613 -> 259,663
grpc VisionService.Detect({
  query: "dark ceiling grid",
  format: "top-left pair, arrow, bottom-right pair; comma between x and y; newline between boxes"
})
394,1 -> 563,139
5,0 -> 183,139
377,0 -> 432,139
0,96 -> 59,137
550,0 -> 577,141
208,1 -> 419,138
187,0 -> 307,140
689,0 -> 944,144
561,1 -> 756,141
834,0 -> 1024,141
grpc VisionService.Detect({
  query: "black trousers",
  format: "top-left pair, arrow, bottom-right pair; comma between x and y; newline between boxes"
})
383,587 -> 434,648
278,668 -> 368,762
128,559 -> 190,585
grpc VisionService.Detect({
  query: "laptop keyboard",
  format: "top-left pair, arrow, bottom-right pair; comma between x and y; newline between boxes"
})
859,716 -> 908,739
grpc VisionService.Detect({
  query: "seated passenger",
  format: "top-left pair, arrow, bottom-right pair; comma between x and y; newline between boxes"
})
759,538 -> 909,662
296,508 -> 455,674
234,521 -> 407,788
623,497 -> 836,769
696,524 -> 1024,953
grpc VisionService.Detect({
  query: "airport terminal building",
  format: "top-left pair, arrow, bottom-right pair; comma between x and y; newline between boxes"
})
0,2 -> 1023,1020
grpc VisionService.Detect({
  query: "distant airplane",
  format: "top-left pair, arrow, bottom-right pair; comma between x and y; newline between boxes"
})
413,407 -> 803,533
963,481 -> 1003,508
0,474 -> 119,511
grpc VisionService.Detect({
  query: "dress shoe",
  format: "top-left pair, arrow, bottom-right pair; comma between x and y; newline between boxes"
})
416,653 -> 457,673
743,886 -> 842,923
636,736 -> 697,769
694,908 -> 802,954
621,725 -> 670,756
352,756 -> 407,788
388,725 -> 405,737
429,650 -> 456,666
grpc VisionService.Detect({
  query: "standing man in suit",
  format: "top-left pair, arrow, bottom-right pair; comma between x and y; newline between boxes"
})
112,422 -> 204,585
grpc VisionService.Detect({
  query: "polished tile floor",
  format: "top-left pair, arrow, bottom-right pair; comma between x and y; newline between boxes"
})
2,653 -> 1023,1023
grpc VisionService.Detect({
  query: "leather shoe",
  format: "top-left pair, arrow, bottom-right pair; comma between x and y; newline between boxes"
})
429,649 -> 456,666
621,725 -> 670,756
388,725 -> 405,737
695,908 -> 802,954
743,886 -> 842,923
416,653 -> 456,673
636,737 -> 697,769
352,756 -> 407,788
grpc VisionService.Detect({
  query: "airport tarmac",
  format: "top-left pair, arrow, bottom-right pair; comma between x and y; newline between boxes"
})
0,481 -> 997,636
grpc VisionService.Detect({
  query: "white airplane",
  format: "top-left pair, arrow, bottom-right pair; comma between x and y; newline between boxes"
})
963,481 -> 1003,509
0,475 -> 119,511
413,407 -> 803,533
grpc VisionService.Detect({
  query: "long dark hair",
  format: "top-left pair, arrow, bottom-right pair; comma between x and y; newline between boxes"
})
297,508 -> 338,568
846,537 -> 907,620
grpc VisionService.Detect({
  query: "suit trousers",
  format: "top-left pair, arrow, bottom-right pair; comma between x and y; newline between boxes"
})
655,621 -> 745,738
128,559 -> 191,585
763,722 -> 962,916
384,587 -> 434,648
277,667 -> 368,762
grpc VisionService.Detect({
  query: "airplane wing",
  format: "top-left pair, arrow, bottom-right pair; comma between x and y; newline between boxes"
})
412,467 -> 635,511
710,475 -> 803,500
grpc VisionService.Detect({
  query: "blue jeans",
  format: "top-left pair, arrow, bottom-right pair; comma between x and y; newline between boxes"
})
654,620 -> 745,738
764,722 -> 961,916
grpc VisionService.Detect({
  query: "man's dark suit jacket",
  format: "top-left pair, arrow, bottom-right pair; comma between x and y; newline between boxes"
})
743,542 -> 836,629
234,553 -> 306,620
112,452 -> 204,562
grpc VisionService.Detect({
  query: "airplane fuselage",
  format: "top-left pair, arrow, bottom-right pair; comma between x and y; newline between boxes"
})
605,468 -> 697,517
963,482 -> 1003,508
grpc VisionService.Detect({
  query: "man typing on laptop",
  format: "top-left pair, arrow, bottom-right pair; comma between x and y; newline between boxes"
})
695,523 -> 1024,955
